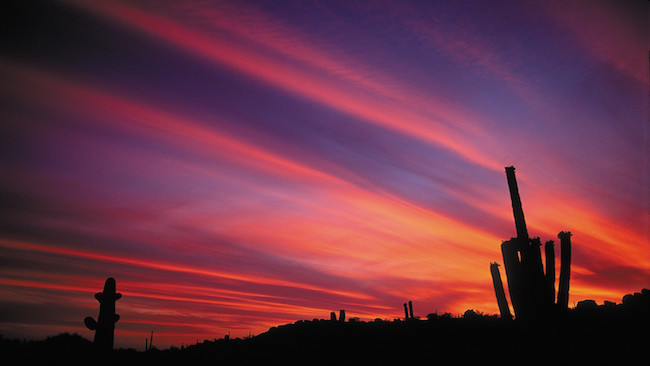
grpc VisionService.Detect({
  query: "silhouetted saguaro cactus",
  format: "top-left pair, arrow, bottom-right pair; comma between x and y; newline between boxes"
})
145,330 -> 153,351
339,309 -> 345,322
494,167 -> 574,320
408,301 -> 414,318
557,231 -> 572,311
84,278 -> 121,351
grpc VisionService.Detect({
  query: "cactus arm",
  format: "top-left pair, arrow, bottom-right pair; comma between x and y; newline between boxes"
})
84,317 -> 97,330
490,262 -> 512,320
501,239 -> 524,318
557,231 -> 572,310
545,240 -> 556,305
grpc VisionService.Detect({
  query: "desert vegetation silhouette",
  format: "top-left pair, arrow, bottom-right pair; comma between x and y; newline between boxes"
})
490,166 -> 573,320
84,277 -> 122,352
2,166 -> 648,365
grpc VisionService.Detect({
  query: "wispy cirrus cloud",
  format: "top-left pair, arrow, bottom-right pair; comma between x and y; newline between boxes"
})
64,0 -> 507,172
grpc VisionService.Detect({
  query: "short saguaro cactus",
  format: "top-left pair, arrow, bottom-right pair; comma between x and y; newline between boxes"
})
84,277 -> 122,351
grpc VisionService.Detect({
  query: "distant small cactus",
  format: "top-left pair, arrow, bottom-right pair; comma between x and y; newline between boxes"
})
84,277 -> 121,351
403,301 -> 415,320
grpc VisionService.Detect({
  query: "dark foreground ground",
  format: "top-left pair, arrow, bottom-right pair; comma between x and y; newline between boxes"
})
3,291 -> 649,365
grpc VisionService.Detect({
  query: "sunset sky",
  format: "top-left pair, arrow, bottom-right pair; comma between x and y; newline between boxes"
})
1,0 -> 648,350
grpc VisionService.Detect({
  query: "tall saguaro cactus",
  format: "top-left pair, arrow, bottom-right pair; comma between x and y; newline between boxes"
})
84,278 -> 122,351
492,167 -> 573,320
